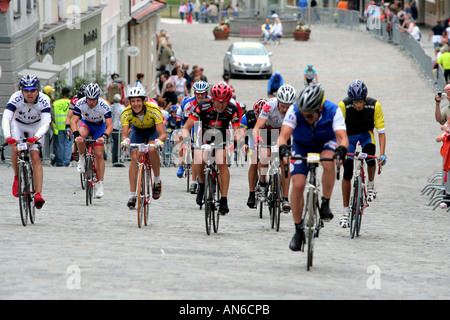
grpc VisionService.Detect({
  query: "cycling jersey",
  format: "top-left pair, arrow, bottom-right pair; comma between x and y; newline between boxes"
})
338,97 -> 385,136
304,68 -> 317,81
259,98 -> 286,130
69,96 -> 79,111
189,98 -> 240,144
283,100 -> 346,146
240,110 -> 257,130
2,91 -> 52,140
120,101 -> 163,129
177,96 -> 199,124
73,97 -> 112,125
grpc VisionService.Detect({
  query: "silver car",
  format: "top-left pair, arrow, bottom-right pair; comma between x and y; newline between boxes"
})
223,42 -> 273,79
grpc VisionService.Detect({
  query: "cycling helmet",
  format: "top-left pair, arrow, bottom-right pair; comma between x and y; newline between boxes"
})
128,86 -> 147,99
170,105 -> 177,113
347,79 -> 367,101
307,63 -> 313,69
77,85 -> 87,99
277,84 -> 297,104
253,98 -> 267,115
297,83 -> 325,112
210,82 -> 233,102
192,80 -> 209,93
84,83 -> 101,99
19,75 -> 40,90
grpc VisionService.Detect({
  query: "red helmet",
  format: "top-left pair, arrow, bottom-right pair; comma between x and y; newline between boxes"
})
253,98 -> 267,115
211,82 -> 233,102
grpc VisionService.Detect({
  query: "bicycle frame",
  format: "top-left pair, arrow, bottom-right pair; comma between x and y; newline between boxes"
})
202,143 -> 220,235
84,139 -> 99,206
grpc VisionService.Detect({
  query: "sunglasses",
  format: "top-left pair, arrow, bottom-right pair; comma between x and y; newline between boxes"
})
23,89 -> 38,93
352,100 -> 365,104
279,103 -> 291,109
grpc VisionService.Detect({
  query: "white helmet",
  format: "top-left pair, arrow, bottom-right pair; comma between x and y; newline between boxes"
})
128,86 -> 147,99
277,84 -> 297,104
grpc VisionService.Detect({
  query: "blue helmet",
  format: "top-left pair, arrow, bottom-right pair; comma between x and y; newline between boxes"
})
84,83 -> 101,99
19,75 -> 40,90
347,79 -> 367,101
170,105 -> 177,113
192,80 -> 209,93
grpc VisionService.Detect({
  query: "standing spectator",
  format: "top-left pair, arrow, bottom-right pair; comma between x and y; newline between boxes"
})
173,69 -> 189,97
194,0 -> 201,22
298,0 -> 308,20
410,1 -> 418,21
52,87 -> 72,166
162,83 -> 178,111
110,94 -> 125,166
201,2 -> 210,23
429,21 -> 445,49
43,85 -> 57,165
160,41 -> 174,67
187,0 -> 194,24
166,56 -> 177,75
434,84 -> 450,125
179,2 -> 186,23
209,2 -> 218,23
135,73 -> 145,90
437,46 -> 450,84
198,67 -> 208,82
182,63 -> 192,94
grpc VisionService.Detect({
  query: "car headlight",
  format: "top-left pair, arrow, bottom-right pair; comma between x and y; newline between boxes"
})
263,62 -> 272,67
232,61 -> 242,67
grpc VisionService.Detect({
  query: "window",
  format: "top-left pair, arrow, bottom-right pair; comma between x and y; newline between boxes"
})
12,0 -> 21,19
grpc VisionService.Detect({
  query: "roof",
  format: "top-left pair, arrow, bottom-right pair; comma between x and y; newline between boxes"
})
132,1 -> 166,24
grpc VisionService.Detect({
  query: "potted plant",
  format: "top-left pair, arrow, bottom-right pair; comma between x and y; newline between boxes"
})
213,18 -> 230,40
293,21 -> 311,41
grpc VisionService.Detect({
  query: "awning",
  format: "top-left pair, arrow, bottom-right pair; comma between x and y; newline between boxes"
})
132,1 -> 166,24
29,62 -> 67,79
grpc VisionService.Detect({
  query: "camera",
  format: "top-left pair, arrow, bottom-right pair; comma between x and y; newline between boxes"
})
438,91 -> 442,97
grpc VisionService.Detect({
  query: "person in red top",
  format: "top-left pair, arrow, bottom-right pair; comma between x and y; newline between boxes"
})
65,85 -> 86,161
181,82 -> 242,214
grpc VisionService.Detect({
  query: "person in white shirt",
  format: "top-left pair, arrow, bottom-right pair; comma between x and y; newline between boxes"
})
270,17 -> 283,43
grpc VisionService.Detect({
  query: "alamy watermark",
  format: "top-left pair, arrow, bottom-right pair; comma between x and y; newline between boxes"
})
66,265 -> 81,290
366,265 -> 381,289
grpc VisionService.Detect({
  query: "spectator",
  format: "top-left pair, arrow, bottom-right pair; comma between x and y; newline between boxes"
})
298,0 -> 308,20
337,0 -> 348,10
408,21 -> 421,41
209,2 -> 218,24
270,17 -> 283,43
429,21 -> 445,49
160,41 -> 174,67
182,63 -> 193,94
201,2 -> 210,23
261,18 -> 273,44
198,67 -> 208,82
267,71 -> 283,98
193,0 -> 201,22
186,0 -> 194,24
410,1 -> 418,21
166,56 -> 177,75
110,94 -> 125,166
437,47 -> 450,84
173,69 -> 189,97
179,2 -> 186,23
162,83 -> 178,111
52,87 -> 72,166
135,73 -> 145,90
270,9 -> 279,18
434,84 -> 450,125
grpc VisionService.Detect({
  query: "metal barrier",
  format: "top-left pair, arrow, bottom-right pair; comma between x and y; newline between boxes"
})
367,20 -> 445,90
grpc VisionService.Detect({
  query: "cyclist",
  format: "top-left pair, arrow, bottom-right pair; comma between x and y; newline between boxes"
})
1,75 -> 51,209
181,82 -> 242,214
278,84 -> 348,251
176,80 -> 210,194
241,98 -> 266,208
338,79 -> 386,228
71,83 -> 113,199
120,87 -> 167,209
267,71 -> 283,99
253,84 -> 296,213
304,63 -> 318,86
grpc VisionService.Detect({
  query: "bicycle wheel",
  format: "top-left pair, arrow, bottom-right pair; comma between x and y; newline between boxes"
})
268,176 -> 276,229
213,173 -> 220,233
356,186 -> 365,237
85,156 -> 92,206
274,173 -> 282,232
18,162 -> 29,226
306,188 -> 316,271
28,164 -> 36,224
136,165 -> 145,228
144,165 -> 152,226
204,170 -> 213,235
185,164 -> 190,193
349,177 -> 362,239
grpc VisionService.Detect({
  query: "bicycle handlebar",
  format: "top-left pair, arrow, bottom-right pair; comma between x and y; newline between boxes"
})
284,155 -> 341,180
346,152 -> 382,175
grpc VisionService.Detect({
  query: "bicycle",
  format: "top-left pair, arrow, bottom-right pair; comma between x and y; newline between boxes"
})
183,142 -> 193,193
202,143 -> 221,235
83,139 -> 98,206
129,143 -> 156,228
286,152 -> 340,271
347,151 -> 380,239
14,139 -> 41,226
265,144 -> 283,231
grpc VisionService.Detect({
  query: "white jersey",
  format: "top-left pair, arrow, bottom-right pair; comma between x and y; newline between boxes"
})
1,91 -> 52,139
73,97 -> 112,124
259,97 -> 286,130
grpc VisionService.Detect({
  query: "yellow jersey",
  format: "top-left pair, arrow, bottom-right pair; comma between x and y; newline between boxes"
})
120,101 -> 163,129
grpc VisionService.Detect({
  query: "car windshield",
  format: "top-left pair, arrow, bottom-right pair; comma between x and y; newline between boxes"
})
232,46 -> 266,56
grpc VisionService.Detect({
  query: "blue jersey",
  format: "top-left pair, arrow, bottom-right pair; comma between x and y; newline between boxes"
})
283,100 -> 346,146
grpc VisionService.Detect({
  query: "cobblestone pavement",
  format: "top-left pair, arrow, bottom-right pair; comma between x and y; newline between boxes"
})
0,20 -> 448,301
